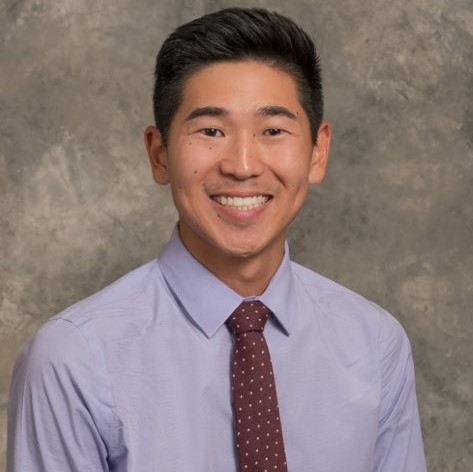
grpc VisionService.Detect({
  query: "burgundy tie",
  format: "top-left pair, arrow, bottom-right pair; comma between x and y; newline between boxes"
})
226,301 -> 288,471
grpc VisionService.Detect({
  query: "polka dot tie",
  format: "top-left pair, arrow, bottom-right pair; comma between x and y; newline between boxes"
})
226,301 -> 288,471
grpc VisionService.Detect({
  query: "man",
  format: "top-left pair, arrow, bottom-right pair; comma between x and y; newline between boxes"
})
7,7 -> 427,472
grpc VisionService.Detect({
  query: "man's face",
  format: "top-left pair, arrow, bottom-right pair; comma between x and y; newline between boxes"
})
146,61 -> 330,270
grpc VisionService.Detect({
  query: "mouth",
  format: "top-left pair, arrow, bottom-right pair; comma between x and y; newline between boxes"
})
211,195 -> 271,211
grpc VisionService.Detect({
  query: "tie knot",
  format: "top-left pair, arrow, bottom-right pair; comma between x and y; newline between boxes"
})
226,300 -> 270,335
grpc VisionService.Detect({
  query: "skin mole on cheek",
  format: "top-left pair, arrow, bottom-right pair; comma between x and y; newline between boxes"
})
194,170 -> 198,174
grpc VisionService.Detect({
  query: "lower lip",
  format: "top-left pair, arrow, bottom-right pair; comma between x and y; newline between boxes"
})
210,198 -> 271,221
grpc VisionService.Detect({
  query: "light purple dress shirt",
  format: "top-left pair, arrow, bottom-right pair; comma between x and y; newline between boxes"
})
8,228 -> 427,471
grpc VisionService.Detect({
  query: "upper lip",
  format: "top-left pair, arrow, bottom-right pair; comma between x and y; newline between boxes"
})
210,192 -> 272,198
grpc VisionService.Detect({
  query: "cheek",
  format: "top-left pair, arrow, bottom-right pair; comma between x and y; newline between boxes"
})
168,140 -> 217,188
269,145 -> 312,183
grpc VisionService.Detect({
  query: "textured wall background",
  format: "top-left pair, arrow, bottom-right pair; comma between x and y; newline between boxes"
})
1,0 -> 472,470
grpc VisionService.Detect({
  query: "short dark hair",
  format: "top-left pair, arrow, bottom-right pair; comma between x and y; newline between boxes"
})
153,7 -> 323,145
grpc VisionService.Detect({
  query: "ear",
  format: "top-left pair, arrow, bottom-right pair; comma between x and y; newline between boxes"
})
308,121 -> 332,185
144,126 -> 170,184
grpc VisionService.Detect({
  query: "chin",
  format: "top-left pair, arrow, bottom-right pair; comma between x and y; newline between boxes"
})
220,245 -> 259,259
219,238 -> 275,260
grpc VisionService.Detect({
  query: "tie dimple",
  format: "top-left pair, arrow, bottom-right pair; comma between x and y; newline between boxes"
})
226,301 -> 288,472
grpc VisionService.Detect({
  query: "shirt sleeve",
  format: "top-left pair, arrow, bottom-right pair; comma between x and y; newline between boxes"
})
7,317 -> 116,472
373,311 -> 428,472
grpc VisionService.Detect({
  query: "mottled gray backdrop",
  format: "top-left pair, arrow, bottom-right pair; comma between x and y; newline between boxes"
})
1,0 -> 472,470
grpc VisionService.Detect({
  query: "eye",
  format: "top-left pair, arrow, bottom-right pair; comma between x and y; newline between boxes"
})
264,128 -> 285,136
200,128 -> 223,137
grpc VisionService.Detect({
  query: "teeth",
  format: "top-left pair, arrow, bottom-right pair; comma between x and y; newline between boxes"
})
213,195 -> 269,210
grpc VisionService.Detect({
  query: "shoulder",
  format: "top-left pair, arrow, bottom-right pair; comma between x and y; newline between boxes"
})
9,316 -> 118,466
13,317 -> 99,389
15,259 -> 167,382
291,261 -> 411,356
53,258 -> 164,328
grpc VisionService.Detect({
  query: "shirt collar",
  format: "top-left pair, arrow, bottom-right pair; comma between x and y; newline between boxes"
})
158,226 -> 296,338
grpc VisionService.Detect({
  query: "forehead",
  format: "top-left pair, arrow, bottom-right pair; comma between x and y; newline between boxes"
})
177,60 -> 303,112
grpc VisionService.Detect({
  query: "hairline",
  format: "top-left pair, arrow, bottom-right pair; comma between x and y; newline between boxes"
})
161,57 -> 319,146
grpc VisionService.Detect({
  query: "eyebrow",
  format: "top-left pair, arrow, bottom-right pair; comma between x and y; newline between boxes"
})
185,107 -> 229,121
256,105 -> 297,120
185,105 -> 298,121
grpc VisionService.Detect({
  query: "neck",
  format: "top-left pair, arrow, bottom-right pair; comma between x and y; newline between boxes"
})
207,249 -> 284,297
179,230 -> 285,297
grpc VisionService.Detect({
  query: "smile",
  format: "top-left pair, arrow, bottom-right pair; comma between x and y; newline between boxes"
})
212,195 -> 270,210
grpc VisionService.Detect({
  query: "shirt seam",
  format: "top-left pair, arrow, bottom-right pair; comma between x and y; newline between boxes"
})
58,317 -> 120,460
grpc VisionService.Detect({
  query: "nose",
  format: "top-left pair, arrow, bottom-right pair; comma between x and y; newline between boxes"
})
219,132 -> 264,180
